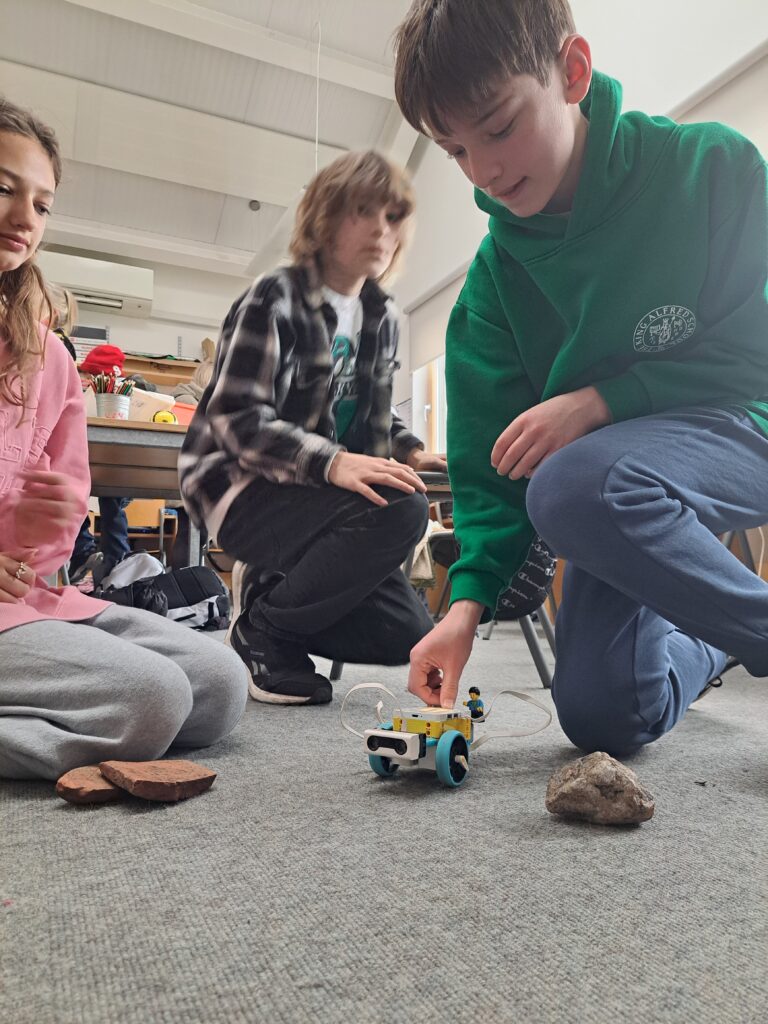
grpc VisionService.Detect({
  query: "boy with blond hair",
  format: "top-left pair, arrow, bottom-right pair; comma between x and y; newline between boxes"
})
394,0 -> 768,755
180,150 -> 443,706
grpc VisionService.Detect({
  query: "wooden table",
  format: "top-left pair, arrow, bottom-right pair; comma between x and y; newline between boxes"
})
87,418 -> 201,565
419,471 -> 451,506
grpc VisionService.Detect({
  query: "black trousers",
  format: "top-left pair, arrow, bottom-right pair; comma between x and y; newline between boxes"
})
217,480 -> 434,665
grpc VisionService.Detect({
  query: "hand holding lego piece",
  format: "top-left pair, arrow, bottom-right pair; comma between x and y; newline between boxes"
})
408,599 -> 482,708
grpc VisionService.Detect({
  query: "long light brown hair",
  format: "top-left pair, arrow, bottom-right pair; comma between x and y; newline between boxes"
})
289,150 -> 415,284
0,97 -> 62,406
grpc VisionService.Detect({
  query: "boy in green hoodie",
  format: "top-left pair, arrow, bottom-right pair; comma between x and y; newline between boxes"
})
393,0 -> 768,756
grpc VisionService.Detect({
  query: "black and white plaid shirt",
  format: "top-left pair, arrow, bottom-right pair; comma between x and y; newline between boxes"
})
179,262 -> 422,536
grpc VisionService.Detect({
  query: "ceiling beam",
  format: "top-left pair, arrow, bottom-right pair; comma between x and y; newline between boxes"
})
0,60 -> 345,206
61,0 -> 396,99
376,106 -> 420,170
45,215 -> 253,278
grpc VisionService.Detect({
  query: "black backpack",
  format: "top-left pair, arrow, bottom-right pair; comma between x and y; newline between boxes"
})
100,565 -> 230,631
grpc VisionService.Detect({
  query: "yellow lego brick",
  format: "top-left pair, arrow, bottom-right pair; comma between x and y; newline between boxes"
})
393,709 -> 472,741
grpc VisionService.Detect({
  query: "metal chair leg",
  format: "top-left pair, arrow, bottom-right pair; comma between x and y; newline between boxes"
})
539,606 -> 556,656
330,661 -> 344,681
518,613 -> 553,689
483,618 -> 496,640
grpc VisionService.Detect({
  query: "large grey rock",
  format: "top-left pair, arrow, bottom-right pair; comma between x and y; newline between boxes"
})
545,751 -> 655,825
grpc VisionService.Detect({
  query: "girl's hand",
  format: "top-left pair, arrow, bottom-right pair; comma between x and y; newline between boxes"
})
0,553 -> 35,604
14,470 -> 82,550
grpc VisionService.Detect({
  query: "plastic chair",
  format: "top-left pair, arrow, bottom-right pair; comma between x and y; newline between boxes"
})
93,499 -> 177,565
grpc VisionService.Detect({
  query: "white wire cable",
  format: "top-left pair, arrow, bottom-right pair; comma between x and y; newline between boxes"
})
339,683 -> 552,748
469,689 -> 552,750
340,683 -> 401,739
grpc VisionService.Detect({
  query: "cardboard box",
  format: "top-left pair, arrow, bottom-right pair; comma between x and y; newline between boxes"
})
130,388 -> 175,422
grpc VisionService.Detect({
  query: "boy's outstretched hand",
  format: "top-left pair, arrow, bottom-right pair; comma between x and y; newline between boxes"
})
408,600 -> 483,708
492,385 -> 611,480
328,452 -> 426,507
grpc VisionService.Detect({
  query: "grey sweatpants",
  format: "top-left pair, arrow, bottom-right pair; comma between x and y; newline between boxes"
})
0,605 -> 249,780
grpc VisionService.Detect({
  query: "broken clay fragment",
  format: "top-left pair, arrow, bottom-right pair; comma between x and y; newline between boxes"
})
545,751 -> 655,825
99,759 -> 216,802
56,764 -> 125,804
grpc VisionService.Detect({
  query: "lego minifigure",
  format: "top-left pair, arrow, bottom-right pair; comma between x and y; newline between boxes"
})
463,687 -> 485,720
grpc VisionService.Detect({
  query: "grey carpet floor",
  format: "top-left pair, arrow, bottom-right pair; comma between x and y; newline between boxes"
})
2,622 -> 766,1024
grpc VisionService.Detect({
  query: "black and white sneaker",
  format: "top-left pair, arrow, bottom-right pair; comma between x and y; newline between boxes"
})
224,560 -> 247,648
69,550 -> 104,585
694,657 -> 740,703
229,603 -> 332,706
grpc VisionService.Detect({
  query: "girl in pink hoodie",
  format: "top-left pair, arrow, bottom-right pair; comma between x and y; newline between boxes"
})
0,98 -> 247,780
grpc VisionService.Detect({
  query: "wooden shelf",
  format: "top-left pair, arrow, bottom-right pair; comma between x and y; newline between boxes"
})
122,354 -> 200,388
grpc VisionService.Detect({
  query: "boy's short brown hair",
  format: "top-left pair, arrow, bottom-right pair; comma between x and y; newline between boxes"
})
394,0 -> 576,137
289,149 -> 415,283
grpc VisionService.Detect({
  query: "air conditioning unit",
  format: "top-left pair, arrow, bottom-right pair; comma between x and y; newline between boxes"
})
37,251 -> 153,318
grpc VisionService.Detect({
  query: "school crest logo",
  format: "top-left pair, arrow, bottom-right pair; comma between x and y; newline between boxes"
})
633,305 -> 696,353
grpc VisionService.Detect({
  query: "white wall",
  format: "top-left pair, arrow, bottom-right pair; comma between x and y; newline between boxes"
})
73,262 -> 247,359
678,53 -> 768,155
394,137 -> 488,314
396,11 -> 768,374
572,0 -> 768,116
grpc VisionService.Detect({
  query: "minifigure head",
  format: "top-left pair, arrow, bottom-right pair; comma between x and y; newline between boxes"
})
289,149 -> 414,290
469,687 -> 480,698
394,0 -> 592,217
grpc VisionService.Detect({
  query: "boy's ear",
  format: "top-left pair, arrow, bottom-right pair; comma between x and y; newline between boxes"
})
559,35 -> 592,105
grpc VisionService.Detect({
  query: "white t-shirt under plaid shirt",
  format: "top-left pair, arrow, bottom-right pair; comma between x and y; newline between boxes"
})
323,285 -> 363,442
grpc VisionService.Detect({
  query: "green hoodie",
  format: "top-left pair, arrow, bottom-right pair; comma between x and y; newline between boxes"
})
446,71 -> 768,615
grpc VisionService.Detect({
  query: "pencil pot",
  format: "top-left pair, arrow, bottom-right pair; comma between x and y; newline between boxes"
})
95,393 -> 131,420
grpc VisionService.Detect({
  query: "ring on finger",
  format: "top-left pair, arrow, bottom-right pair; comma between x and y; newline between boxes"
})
14,561 -> 28,581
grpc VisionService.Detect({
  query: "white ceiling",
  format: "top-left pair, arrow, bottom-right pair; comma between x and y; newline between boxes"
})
0,0 -> 415,277
2,0 -> 766,287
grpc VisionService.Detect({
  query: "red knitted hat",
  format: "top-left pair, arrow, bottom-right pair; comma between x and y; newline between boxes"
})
80,344 -> 126,376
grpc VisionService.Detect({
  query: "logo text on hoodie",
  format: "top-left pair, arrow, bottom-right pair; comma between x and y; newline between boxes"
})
633,306 -> 696,353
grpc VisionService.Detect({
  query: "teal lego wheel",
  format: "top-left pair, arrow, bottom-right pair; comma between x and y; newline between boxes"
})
435,729 -> 469,787
369,753 -> 399,777
368,722 -> 398,778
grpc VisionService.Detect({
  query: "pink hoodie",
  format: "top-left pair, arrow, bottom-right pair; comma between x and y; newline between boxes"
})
0,328 -> 111,632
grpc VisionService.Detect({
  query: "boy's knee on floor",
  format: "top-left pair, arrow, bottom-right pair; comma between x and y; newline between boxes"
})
554,691 -> 645,759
